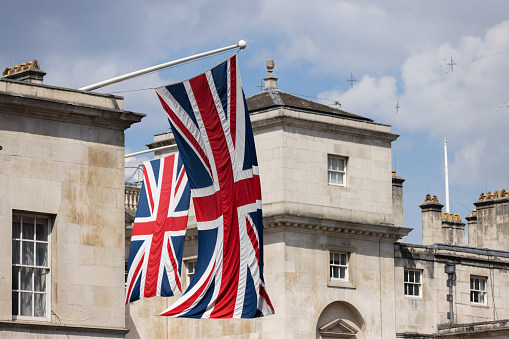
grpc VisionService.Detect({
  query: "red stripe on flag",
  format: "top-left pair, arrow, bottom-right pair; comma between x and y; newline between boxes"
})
144,157 -> 175,297
167,237 -> 182,292
190,73 -> 240,318
126,253 -> 145,304
193,192 -> 222,223
156,93 -> 212,175
143,164 -> 155,212
160,263 -> 216,316
246,216 -> 259,263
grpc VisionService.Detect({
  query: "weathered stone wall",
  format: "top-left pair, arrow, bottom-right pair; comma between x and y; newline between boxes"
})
0,79 -> 142,337
395,244 -> 509,336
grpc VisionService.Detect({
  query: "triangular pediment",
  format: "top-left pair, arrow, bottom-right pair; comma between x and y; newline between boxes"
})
319,318 -> 358,338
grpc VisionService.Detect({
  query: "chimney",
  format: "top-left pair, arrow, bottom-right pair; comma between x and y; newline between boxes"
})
2,59 -> 46,84
420,194 -> 443,245
264,59 -> 278,91
466,209 -> 477,247
392,170 -> 405,227
441,212 -> 465,245
472,190 -> 509,251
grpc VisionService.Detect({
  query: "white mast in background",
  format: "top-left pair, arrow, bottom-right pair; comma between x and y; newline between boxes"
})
444,139 -> 450,213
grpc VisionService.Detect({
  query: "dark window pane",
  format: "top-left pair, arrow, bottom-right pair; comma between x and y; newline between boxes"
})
415,285 -> 420,296
12,292 -> 18,315
404,270 -> 408,282
340,254 -> 347,265
20,292 -> 32,316
22,217 -> 35,240
36,243 -> 48,267
12,216 -> 21,238
404,284 -> 408,295
340,267 -> 346,279
22,241 -> 34,266
332,266 -> 339,278
12,266 -> 19,290
35,218 -> 48,241
20,267 -> 33,291
12,240 -> 20,265
34,293 -> 46,317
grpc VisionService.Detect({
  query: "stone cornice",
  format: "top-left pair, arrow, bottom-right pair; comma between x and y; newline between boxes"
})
251,113 -> 398,143
0,320 -> 130,336
0,90 -> 144,131
183,214 -> 412,242
262,213 -> 411,241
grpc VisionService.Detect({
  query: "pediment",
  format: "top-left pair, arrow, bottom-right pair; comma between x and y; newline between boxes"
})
319,318 -> 358,338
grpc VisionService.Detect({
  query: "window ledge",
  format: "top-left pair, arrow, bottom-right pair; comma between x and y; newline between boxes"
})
328,279 -> 356,289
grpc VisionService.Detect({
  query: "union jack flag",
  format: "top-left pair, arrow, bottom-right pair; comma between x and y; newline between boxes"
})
155,54 -> 274,318
125,153 -> 191,304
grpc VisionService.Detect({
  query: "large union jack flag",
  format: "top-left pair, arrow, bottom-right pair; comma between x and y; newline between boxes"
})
125,153 -> 191,304
155,54 -> 274,318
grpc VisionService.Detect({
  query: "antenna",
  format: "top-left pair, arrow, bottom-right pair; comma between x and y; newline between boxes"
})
395,100 -> 400,114
447,56 -> 457,72
347,73 -> 357,88
444,139 -> 450,213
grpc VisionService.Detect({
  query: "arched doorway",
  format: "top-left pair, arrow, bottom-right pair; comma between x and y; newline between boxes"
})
316,301 -> 364,339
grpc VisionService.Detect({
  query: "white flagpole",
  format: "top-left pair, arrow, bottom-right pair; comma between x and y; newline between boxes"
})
80,40 -> 247,91
125,144 -> 178,158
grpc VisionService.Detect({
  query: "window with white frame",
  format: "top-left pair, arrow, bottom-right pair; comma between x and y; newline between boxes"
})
186,260 -> 197,288
330,252 -> 349,280
404,269 -> 422,297
328,156 -> 346,186
470,276 -> 487,305
12,214 -> 50,319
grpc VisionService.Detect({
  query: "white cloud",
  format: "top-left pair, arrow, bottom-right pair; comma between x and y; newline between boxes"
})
319,20 -> 509,189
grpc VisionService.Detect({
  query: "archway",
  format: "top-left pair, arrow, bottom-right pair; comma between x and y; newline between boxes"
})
316,301 -> 364,339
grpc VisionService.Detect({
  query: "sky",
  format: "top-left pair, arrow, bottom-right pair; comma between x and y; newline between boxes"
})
2,1 -> 509,244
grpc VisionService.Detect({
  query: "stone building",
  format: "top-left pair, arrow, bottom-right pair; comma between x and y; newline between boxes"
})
125,60 -> 509,338
0,61 -> 144,337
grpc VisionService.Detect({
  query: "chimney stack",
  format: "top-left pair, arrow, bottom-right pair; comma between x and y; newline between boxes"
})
472,190 -> 509,251
3,60 -> 46,84
420,194 -> 444,245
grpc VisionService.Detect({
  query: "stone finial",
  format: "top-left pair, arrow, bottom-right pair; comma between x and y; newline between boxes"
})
264,58 -> 278,91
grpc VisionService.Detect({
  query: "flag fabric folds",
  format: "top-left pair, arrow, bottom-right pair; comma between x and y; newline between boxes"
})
125,153 -> 191,304
155,54 -> 274,318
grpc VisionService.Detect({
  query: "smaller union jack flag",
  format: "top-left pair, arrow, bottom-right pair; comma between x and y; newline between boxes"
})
125,153 -> 191,304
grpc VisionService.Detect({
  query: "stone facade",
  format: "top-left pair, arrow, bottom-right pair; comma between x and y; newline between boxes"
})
0,65 -> 143,337
125,61 -> 509,338
395,243 -> 509,337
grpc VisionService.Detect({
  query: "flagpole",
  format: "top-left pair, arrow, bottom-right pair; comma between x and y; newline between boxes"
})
79,40 -> 247,91
125,144 -> 178,159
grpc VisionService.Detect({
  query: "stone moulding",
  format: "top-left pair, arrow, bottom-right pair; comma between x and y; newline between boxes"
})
183,213 -> 411,242
251,114 -> 399,143
0,87 -> 144,130
0,320 -> 130,336
262,213 -> 411,241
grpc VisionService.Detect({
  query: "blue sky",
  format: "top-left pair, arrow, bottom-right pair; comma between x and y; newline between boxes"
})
2,1 -> 509,244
